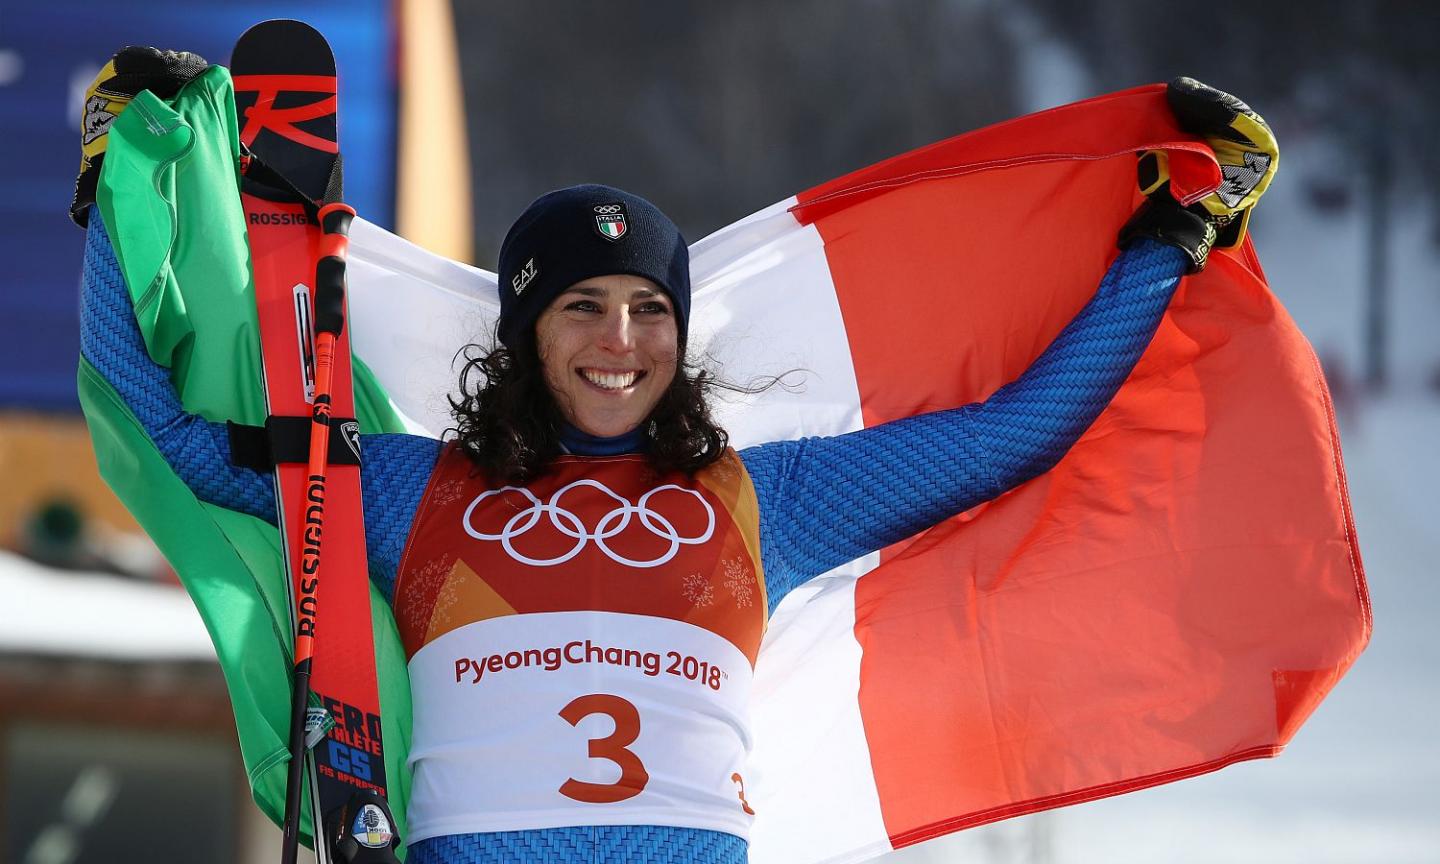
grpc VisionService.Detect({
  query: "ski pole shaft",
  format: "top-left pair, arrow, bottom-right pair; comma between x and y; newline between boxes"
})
280,201 -> 357,864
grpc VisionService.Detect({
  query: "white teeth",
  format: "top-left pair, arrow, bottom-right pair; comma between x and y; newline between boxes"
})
581,369 -> 639,390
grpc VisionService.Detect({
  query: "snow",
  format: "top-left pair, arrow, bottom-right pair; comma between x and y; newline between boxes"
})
0,549 -> 215,662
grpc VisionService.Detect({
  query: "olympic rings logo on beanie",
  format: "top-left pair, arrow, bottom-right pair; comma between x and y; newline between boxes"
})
497,184 -> 690,351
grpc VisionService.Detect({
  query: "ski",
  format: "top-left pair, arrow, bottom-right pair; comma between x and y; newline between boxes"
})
231,19 -> 397,863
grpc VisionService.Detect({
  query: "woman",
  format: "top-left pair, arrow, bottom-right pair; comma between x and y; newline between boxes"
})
79,76 -> 1274,863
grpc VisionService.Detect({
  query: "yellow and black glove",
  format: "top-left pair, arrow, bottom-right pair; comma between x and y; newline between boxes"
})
1120,77 -> 1279,271
71,46 -> 208,227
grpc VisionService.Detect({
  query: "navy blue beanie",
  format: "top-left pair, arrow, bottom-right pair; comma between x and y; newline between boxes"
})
496,184 -> 690,351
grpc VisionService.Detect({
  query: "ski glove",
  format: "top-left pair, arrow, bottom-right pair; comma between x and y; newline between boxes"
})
71,46 -> 209,227
1120,77 -> 1279,271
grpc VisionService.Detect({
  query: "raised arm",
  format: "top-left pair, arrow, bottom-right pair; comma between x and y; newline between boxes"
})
80,211 -> 276,521
79,210 -> 439,600
743,78 -> 1279,612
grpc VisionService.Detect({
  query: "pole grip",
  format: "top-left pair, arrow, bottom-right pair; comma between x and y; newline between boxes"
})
313,203 -> 355,337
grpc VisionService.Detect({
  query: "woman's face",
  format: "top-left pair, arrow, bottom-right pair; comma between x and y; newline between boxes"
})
535,274 -> 679,438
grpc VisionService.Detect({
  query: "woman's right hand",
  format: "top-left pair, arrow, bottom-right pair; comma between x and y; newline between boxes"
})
72,46 -> 208,227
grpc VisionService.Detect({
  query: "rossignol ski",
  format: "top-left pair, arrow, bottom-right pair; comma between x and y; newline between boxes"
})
231,19 -> 399,864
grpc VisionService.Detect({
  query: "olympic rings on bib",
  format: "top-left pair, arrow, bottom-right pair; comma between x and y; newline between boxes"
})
461,479 -> 716,568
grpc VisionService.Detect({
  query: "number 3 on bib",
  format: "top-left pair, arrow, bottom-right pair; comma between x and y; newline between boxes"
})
559,693 -> 650,803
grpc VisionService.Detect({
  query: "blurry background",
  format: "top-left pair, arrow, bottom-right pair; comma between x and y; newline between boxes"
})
1,1 -> 1436,862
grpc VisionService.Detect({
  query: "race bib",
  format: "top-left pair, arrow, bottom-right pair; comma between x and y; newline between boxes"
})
405,611 -> 757,842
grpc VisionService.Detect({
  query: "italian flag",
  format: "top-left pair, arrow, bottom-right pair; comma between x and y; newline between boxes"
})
83,68 -> 1368,863
597,215 -> 626,239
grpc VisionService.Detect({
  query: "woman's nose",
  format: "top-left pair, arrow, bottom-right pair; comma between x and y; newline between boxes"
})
596,309 -> 634,352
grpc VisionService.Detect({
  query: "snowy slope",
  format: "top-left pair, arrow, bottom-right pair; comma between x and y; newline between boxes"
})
0,549 -> 214,661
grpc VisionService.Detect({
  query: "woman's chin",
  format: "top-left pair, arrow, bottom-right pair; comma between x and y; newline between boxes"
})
570,415 -> 644,439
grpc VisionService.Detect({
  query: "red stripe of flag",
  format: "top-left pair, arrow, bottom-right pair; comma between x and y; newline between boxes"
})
794,86 -> 1369,847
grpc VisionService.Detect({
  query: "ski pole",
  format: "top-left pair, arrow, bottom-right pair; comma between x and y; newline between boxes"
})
280,199 -> 357,864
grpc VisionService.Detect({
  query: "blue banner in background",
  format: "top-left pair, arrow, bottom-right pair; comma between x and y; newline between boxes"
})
0,1 -> 395,411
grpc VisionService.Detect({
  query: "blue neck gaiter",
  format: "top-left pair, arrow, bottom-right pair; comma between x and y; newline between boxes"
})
558,423 -> 647,456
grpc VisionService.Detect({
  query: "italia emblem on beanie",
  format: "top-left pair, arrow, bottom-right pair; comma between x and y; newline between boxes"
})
593,203 -> 629,242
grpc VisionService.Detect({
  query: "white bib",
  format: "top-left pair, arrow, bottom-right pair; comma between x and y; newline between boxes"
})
405,610 -> 757,843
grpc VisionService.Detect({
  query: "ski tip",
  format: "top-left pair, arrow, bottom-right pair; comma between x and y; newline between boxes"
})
231,19 -> 335,76
231,17 -> 340,202
235,18 -> 324,41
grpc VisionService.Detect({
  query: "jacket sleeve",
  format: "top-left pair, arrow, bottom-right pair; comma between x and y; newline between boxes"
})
739,238 -> 1189,612
79,209 -> 439,600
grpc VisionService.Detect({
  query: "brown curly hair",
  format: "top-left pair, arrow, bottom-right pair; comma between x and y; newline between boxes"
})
447,336 -> 732,486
